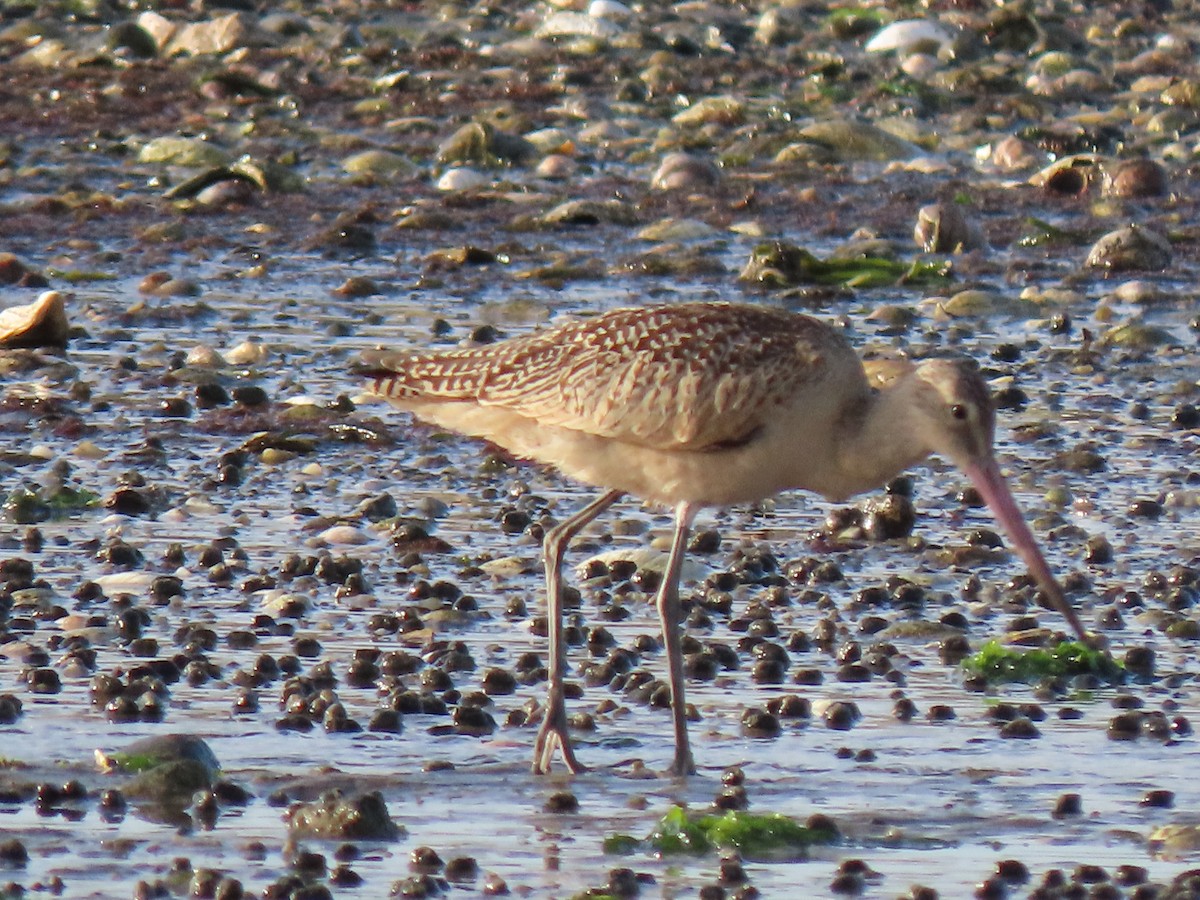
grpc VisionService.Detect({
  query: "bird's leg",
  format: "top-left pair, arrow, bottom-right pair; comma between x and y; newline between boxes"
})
656,502 -> 700,777
533,489 -> 623,776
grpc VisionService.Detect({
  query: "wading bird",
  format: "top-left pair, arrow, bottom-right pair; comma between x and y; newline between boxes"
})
360,301 -> 1088,776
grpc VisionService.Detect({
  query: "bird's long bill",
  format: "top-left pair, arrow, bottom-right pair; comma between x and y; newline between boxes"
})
964,459 -> 1089,642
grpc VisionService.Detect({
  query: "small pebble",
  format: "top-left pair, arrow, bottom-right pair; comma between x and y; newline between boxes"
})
1140,789 -> 1174,808
543,791 -> 578,814
998,717 -> 1040,739
1052,793 -> 1083,818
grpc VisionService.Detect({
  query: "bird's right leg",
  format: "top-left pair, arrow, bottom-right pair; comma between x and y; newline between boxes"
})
533,489 -> 623,775
657,502 -> 699,777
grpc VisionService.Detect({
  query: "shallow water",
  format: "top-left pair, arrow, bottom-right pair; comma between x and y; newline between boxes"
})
2,232 -> 1199,898
1,21 -> 1199,884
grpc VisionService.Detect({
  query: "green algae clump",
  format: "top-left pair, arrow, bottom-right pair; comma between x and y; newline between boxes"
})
606,807 -> 838,860
962,640 -> 1123,685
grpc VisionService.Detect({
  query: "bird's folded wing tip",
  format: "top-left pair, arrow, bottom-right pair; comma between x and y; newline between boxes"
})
351,350 -> 397,378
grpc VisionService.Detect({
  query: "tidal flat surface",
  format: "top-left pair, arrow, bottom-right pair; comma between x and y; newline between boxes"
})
2,2 -> 1200,898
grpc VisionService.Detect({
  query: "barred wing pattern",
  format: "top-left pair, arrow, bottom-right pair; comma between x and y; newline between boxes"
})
365,303 -> 857,451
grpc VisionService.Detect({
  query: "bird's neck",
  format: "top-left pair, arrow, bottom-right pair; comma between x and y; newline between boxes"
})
832,377 -> 933,499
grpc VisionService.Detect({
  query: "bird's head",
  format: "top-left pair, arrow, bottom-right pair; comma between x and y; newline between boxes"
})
910,357 -> 996,470
909,357 -> 1092,644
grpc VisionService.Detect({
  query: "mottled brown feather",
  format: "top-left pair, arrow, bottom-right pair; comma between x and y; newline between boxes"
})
364,302 -> 857,452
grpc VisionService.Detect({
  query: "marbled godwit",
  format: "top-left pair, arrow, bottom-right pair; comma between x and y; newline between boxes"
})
360,301 -> 1089,776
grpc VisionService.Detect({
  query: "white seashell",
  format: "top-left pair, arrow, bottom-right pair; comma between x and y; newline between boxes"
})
865,19 -> 953,54
587,0 -> 631,19
436,167 -> 490,192
186,344 -> 226,367
0,290 -> 70,348
535,153 -> 577,179
524,128 -> 573,154
635,218 -> 716,242
93,572 -> 158,594
183,495 -> 223,515
74,440 -> 106,460
477,556 -> 537,578
319,524 -> 371,546
260,591 -> 311,617
536,10 -> 622,40
225,339 -> 268,365
900,52 -> 940,79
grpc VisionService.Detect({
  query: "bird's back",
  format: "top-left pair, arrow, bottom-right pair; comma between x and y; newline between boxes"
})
364,302 -> 865,452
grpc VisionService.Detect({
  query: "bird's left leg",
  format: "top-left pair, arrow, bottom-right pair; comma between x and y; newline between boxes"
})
533,489 -> 623,775
656,501 -> 700,777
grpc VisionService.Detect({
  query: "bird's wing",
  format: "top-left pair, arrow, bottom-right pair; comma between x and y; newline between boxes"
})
364,303 -> 861,451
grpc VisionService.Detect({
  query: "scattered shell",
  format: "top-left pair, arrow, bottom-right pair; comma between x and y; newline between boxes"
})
1109,280 -> 1172,305
138,136 -> 229,167
1100,321 -> 1176,349
135,10 -> 176,51
672,95 -> 745,128
650,152 -> 721,191
539,199 -> 637,226
225,339 -> 269,365
524,128 -> 573,154
186,345 -> 226,367
319,525 -> 372,546
933,290 -> 1030,318
437,122 -> 535,167
864,20 -> 954,55
635,218 -> 716,242
989,135 -> 1041,170
793,120 -> 921,163
1030,154 -> 1104,195
535,154 -> 577,179
477,557 -> 536,579
0,290 -> 69,349
160,156 -> 302,200
900,53 -> 941,80
164,11 -> 271,57
1085,225 -> 1171,272
1149,824 -> 1200,856
343,149 -> 417,178
437,167 -> 490,192
92,572 -> 159,595
535,11 -> 623,41
588,0 -> 631,19
913,202 -> 985,253
1104,159 -> 1169,198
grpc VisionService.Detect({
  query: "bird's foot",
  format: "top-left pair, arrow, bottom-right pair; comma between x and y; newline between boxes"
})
1080,631 -> 1110,652
666,748 -> 695,778
531,704 -> 586,775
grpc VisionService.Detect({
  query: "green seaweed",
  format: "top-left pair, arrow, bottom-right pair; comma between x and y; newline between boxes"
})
601,833 -> 641,855
3,486 -> 99,523
827,7 -> 883,39
739,241 -> 951,289
608,807 -> 837,859
962,640 -> 1123,685
107,753 -> 164,774
100,735 -> 221,778
47,485 -> 100,513
1016,217 -> 1084,248
45,268 -> 118,283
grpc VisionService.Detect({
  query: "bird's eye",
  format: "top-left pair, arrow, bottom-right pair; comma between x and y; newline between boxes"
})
950,404 -> 968,421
